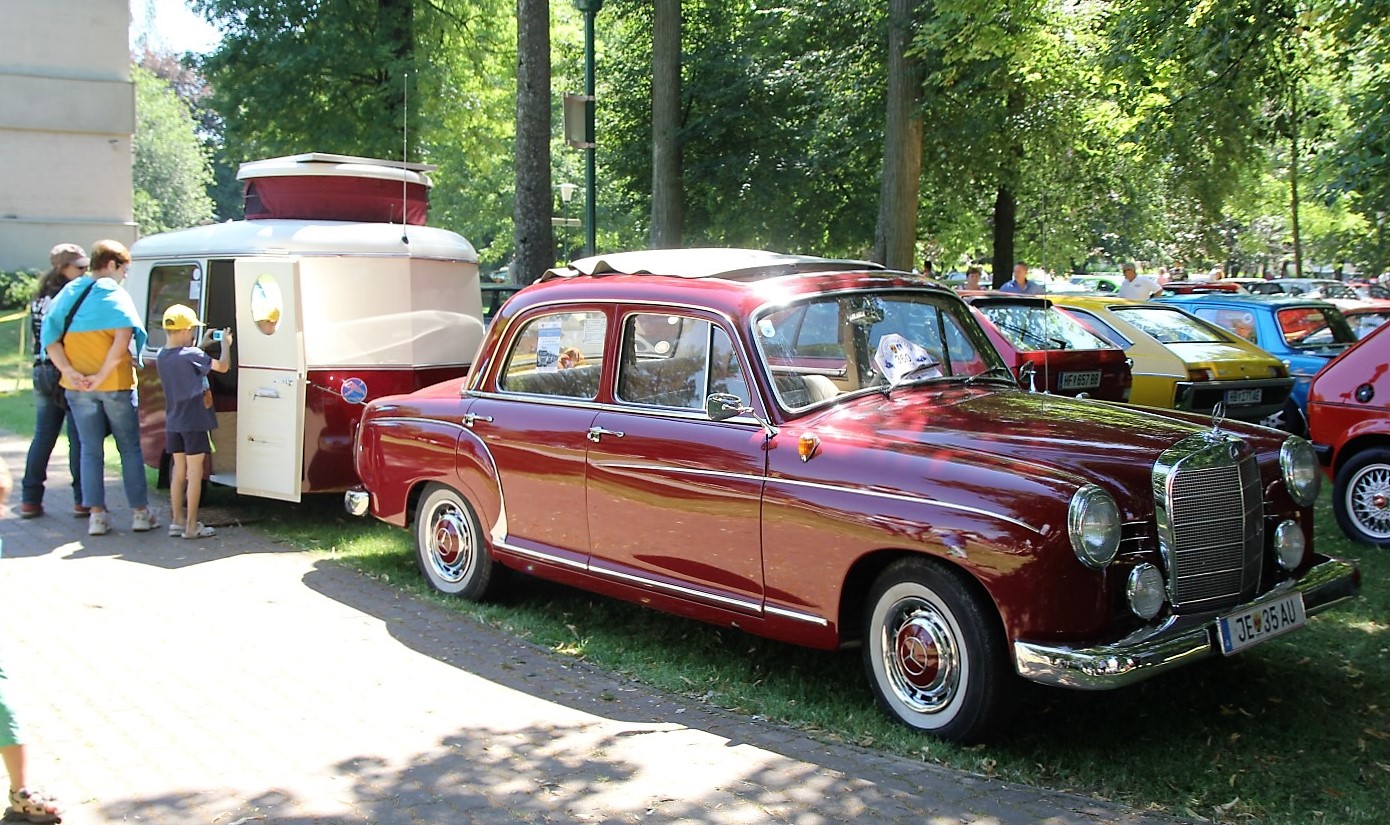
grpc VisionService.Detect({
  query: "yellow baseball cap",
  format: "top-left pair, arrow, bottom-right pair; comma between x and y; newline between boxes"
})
162,304 -> 204,331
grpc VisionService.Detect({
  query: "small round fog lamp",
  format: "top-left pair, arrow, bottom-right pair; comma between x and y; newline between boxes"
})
1274,519 -> 1306,571
1127,564 -> 1166,620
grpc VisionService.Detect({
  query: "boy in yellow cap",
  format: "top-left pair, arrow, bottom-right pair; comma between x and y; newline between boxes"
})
156,305 -> 232,540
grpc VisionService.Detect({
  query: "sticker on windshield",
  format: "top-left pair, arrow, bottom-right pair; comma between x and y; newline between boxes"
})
757,319 -> 776,338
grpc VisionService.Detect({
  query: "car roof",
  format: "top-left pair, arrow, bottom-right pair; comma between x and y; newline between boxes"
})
1158,293 -> 1337,309
542,247 -> 885,282
515,249 -> 950,322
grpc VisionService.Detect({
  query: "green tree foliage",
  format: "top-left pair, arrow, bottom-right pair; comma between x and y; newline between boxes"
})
598,0 -> 886,257
133,66 -> 215,235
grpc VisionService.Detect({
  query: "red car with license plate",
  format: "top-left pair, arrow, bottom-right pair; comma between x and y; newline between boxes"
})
963,293 -> 1132,401
346,248 -> 1360,742
1307,320 -> 1390,546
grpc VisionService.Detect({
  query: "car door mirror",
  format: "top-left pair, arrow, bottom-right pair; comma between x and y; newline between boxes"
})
706,392 -> 749,421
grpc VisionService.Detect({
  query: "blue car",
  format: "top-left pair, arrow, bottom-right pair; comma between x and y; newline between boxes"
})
1157,293 -> 1357,434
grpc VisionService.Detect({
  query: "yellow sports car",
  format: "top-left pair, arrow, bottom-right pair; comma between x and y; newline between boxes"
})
1049,295 -> 1294,423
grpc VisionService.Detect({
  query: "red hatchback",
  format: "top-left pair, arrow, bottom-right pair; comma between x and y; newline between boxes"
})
1307,320 -> 1390,546
346,248 -> 1359,743
964,293 -> 1132,401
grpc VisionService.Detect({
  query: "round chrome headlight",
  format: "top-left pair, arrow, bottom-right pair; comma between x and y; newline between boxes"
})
1068,484 -> 1121,569
1273,519 -> 1306,571
1280,437 -> 1321,507
1127,563 -> 1165,620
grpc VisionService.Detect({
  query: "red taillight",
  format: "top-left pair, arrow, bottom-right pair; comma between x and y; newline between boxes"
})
1187,368 -> 1215,382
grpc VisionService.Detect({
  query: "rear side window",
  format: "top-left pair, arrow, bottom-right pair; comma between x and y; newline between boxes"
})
499,310 -> 607,399
145,264 -> 204,342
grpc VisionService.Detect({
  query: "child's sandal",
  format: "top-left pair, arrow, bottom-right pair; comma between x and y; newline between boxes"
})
6,788 -> 62,824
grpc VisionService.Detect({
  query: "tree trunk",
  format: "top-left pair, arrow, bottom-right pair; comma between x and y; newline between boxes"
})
992,187 -> 1016,288
378,0 -> 416,159
514,0 -> 555,284
872,0 -> 923,270
651,0 -> 683,248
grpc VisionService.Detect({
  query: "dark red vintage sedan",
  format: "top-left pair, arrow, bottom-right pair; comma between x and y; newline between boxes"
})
346,248 -> 1360,742
1307,320 -> 1390,547
963,293 -> 1132,402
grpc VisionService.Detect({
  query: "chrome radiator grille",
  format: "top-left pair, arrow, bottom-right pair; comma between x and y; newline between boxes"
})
1155,435 -> 1265,612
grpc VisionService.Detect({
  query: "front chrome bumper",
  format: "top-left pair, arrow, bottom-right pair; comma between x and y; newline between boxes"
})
344,488 -> 371,517
1014,558 -> 1360,690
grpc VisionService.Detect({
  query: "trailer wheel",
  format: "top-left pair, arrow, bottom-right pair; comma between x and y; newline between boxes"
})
414,484 -> 505,600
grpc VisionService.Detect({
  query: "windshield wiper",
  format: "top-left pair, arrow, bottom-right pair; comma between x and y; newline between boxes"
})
963,366 -> 1020,387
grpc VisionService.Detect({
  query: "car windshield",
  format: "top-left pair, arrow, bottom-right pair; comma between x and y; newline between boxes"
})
1277,306 -> 1357,349
1345,310 -> 1389,338
752,289 -> 1008,406
1313,281 -> 1359,300
1111,306 -> 1229,344
977,302 -> 1117,351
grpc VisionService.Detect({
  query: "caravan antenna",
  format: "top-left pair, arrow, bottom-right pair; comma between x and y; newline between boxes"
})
401,71 -> 410,245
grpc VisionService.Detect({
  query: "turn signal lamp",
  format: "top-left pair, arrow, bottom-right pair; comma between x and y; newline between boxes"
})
798,433 -> 820,462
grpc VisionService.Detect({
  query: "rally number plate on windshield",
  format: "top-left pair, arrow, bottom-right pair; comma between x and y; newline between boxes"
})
1216,592 -> 1306,655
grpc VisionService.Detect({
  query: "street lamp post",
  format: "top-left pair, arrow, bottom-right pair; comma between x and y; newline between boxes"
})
573,0 -> 603,257
557,182 -> 578,262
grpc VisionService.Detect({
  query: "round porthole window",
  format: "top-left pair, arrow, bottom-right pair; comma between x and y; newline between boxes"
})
251,273 -> 283,335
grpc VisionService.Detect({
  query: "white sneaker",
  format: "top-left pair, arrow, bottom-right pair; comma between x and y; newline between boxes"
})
87,511 -> 111,536
168,522 -> 184,537
132,507 -> 158,532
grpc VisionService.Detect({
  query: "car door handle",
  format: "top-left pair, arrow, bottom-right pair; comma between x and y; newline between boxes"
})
587,426 -> 625,442
463,413 -> 493,428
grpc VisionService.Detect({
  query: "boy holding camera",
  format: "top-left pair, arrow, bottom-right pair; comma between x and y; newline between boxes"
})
157,305 -> 232,540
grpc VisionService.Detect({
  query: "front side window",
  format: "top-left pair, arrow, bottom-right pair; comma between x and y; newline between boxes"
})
499,310 -> 607,399
617,313 -> 747,410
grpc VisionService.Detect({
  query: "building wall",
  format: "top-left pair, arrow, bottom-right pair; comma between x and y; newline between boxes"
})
0,0 -> 136,272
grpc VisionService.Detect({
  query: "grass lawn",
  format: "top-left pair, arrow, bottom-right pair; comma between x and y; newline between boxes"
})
2,312 -> 1385,823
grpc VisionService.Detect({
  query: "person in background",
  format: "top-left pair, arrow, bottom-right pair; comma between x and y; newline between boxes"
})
156,305 -> 232,541
18,245 -> 88,520
1117,262 -> 1163,300
961,265 -> 983,291
999,262 -> 1045,295
1209,265 -> 1225,281
41,239 -> 157,537
0,460 -> 64,824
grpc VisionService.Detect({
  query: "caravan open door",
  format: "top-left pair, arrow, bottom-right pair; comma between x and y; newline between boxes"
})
233,258 -> 306,501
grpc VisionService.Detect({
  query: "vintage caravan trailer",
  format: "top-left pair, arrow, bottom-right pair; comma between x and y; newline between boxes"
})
125,153 -> 484,502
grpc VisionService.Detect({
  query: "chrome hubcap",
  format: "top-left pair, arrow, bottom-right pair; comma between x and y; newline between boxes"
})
1348,464 -> 1390,541
427,504 -> 473,583
884,598 -> 959,714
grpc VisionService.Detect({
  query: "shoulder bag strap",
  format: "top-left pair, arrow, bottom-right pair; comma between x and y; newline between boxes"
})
59,282 -> 98,342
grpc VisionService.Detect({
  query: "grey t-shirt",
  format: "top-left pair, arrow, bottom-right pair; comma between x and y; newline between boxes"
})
156,346 -> 218,434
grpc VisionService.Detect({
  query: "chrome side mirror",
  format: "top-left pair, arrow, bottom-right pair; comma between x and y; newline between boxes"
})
706,392 -> 749,421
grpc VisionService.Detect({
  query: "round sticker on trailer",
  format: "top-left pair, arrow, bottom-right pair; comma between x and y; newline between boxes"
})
340,377 -> 369,405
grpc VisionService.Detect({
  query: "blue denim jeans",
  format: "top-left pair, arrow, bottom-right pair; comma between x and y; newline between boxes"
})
67,389 -> 148,511
20,363 -> 84,507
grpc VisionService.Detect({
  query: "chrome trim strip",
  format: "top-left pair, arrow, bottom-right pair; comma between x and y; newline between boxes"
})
493,537 -> 588,571
588,561 -> 761,611
765,603 -> 831,626
1013,558 -> 1359,690
775,476 -> 1043,534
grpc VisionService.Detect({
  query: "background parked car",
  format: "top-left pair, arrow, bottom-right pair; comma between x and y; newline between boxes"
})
1307,320 -> 1390,547
1158,293 -> 1357,435
482,282 -> 524,327
1341,303 -> 1390,338
347,248 -> 1357,744
964,293 -> 1132,401
1048,295 -> 1294,423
